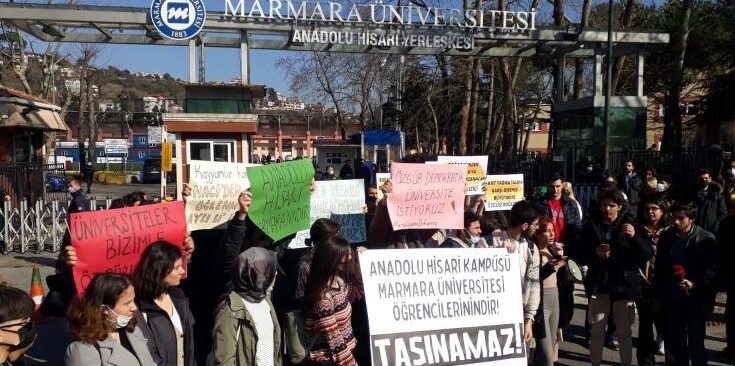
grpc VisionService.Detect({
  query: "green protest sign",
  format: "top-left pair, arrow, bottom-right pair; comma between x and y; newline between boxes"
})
246,159 -> 315,241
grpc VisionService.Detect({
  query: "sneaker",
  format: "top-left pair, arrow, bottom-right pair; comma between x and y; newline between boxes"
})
605,335 -> 620,351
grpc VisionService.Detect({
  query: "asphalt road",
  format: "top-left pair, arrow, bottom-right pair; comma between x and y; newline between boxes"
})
0,250 -> 730,366
46,182 -> 177,203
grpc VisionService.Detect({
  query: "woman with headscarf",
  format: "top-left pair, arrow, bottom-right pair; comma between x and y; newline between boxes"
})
212,247 -> 281,366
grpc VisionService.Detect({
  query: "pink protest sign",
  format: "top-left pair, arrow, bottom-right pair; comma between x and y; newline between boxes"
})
387,163 -> 466,230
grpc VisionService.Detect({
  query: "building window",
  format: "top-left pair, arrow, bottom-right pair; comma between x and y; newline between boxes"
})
138,136 -> 147,145
138,151 -> 145,159
532,122 -> 541,131
188,140 -> 234,162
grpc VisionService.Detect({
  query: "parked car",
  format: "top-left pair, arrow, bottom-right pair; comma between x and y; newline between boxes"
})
46,173 -> 67,191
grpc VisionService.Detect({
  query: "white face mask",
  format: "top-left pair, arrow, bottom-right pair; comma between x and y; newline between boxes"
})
105,306 -> 132,329
466,230 -> 482,244
68,186 -> 79,194
730,168 -> 735,177
656,183 -> 666,192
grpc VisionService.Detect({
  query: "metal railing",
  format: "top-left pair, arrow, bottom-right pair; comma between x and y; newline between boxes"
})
1,197 -> 114,254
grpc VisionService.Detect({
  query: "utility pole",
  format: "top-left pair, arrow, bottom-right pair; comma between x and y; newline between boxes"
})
603,0 -> 614,171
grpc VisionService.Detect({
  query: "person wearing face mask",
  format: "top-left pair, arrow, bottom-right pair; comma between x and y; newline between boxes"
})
320,166 -> 338,181
364,186 -> 378,230
0,285 -> 36,366
131,242 -> 195,366
692,169 -> 727,234
65,273 -> 156,366
441,211 -> 488,248
212,247 -> 282,366
66,178 -> 90,214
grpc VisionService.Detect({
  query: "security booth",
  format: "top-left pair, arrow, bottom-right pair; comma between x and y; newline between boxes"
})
163,84 -> 264,198
0,86 -> 69,203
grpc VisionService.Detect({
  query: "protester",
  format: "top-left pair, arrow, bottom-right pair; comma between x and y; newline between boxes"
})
656,202 -> 717,366
65,273 -> 156,366
562,182 -> 584,220
536,174 -> 582,254
320,166 -> 338,181
0,285 -> 36,366
441,211 -> 488,248
212,248 -> 281,366
303,236 -> 362,366
83,161 -> 95,194
339,162 -> 354,179
579,190 -> 653,366
616,160 -> 642,213
718,211 -> 735,360
365,187 -> 378,230
635,198 -> 669,366
131,241 -> 196,366
692,169 -> 728,234
296,219 -> 342,303
491,201 -> 541,344
531,217 -> 568,366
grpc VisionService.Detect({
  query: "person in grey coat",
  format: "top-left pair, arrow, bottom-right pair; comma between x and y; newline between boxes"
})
64,273 -> 156,366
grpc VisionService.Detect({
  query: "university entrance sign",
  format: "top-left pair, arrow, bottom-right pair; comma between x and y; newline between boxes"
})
150,0 -> 206,40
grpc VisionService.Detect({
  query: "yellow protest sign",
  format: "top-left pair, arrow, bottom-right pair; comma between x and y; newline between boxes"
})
484,174 -> 524,211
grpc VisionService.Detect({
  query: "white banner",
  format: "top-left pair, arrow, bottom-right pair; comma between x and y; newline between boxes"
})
186,161 -> 258,231
359,248 -> 527,366
435,155 -> 489,196
289,179 -> 366,248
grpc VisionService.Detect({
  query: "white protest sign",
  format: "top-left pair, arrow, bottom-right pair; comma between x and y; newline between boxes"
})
288,179 -> 367,248
359,248 -> 527,366
484,174 -> 524,211
186,161 -> 258,231
436,155 -> 489,196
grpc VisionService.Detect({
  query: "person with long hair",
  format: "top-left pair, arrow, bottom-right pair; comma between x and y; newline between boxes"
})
531,217 -> 570,366
131,241 -> 195,366
65,273 -> 156,366
212,247 -> 281,366
296,219 -> 342,303
303,236 -> 362,366
635,198 -> 669,366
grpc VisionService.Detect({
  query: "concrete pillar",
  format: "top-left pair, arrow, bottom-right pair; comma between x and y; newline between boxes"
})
188,39 -> 196,83
240,31 -> 249,85
637,51 -> 645,97
197,39 -> 205,83
241,133 -> 249,163
594,53 -> 604,97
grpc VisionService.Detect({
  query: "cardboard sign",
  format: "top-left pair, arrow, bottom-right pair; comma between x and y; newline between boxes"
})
247,160 -> 315,241
288,179 -> 367,248
186,161 -> 257,231
387,163 -> 465,230
436,155 -> 489,196
376,173 -> 390,201
359,248 -> 527,366
484,174 -> 525,211
69,201 -> 187,296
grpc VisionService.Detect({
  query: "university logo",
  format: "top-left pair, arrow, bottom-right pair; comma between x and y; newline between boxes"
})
150,0 -> 206,40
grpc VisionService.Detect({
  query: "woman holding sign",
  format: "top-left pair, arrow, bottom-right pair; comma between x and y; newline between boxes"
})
65,273 -> 156,366
131,242 -> 196,366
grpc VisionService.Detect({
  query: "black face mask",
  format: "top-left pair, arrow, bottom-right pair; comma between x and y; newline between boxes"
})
1,321 -> 37,351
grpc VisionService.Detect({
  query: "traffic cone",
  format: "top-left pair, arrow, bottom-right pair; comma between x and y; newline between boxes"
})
30,263 -> 44,311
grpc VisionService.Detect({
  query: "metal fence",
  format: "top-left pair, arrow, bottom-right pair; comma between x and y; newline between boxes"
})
1,197 -> 114,254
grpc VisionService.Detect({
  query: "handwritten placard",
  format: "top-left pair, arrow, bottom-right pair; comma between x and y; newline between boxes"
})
386,163 -> 466,230
376,173 -> 390,201
484,174 -> 525,211
313,179 -> 366,242
435,155 -> 489,196
247,160 -> 315,241
186,162 -> 258,231
359,248 -> 527,366
69,202 -> 187,296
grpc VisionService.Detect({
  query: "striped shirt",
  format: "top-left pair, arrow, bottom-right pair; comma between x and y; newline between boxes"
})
305,278 -> 358,366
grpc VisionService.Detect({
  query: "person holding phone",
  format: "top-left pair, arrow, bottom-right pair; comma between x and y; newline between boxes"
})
579,190 -> 654,366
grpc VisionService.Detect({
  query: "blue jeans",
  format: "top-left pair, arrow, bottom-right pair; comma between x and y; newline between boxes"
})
665,296 -> 707,366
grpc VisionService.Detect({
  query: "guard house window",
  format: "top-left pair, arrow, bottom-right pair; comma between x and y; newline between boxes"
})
138,151 -> 145,159
188,140 -> 234,162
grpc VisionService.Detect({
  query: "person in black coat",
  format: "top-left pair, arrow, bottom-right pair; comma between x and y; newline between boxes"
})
655,202 -> 718,366
66,178 -> 90,214
132,242 -> 197,366
578,190 -> 654,366
718,213 -> 735,361
535,174 -> 582,259
692,169 -> 728,234
616,160 -> 642,214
